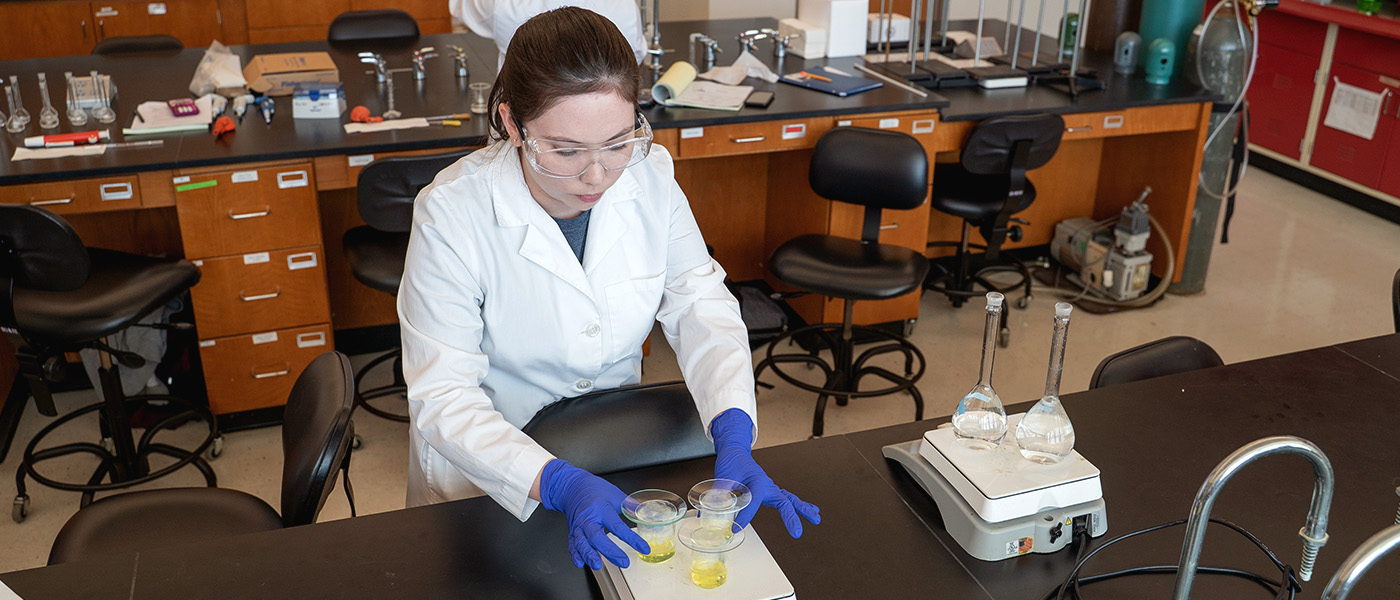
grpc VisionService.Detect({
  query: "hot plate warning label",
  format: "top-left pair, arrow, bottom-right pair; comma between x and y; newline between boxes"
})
1006,537 -> 1033,557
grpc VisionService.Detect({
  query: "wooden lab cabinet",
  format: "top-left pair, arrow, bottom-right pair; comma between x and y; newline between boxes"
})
244,0 -> 452,44
0,0 -> 223,59
174,161 -> 334,415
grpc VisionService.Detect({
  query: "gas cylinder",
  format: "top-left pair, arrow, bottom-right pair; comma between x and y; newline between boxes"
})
1138,0 -> 1205,75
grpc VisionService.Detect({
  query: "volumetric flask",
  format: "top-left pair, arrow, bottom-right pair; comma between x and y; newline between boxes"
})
688,479 -> 751,532
1015,302 -> 1076,464
953,292 -> 1008,450
676,516 -> 746,589
621,489 -> 686,564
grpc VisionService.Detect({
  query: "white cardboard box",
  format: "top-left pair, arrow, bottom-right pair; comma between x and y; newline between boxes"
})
868,13 -> 910,44
797,0 -> 867,58
292,83 -> 346,119
778,17 -> 827,58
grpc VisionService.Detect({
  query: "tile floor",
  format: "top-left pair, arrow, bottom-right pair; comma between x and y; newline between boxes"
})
2,168 -> 1398,574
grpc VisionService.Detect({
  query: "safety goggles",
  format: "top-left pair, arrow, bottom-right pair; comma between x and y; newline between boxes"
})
519,113 -> 653,179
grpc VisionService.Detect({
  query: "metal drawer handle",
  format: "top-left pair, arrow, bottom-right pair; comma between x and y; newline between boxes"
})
228,206 -> 271,220
239,287 -> 282,302
731,135 -> 767,143
1066,126 -> 1093,133
251,363 -> 291,379
880,222 -> 900,230
30,195 -> 76,206
277,170 -> 309,188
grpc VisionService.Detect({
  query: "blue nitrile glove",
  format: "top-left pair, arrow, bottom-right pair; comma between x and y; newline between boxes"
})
540,459 -> 651,570
711,408 -> 822,537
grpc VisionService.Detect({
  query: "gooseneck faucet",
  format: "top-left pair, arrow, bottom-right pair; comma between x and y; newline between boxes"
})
1320,524 -> 1400,599
1172,436 -> 1334,600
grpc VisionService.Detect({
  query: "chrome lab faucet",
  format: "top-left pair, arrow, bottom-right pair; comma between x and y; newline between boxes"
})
1172,436 -> 1335,600
1319,524 -> 1400,599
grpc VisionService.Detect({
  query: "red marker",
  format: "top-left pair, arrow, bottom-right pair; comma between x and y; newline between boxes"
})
24,130 -> 111,148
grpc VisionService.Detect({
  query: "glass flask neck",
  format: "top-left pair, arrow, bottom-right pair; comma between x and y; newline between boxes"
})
977,302 -> 1002,386
1042,308 -> 1071,400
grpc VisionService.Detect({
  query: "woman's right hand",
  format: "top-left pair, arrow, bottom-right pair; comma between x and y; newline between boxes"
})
540,459 -> 650,569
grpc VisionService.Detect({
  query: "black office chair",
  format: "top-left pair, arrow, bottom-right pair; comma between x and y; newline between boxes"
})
47,351 -> 356,565
1392,267 -> 1399,333
328,9 -> 420,42
90,35 -> 183,55
0,205 -> 217,523
1088,336 -> 1224,389
342,151 -> 469,429
753,127 -> 930,438
522,381 -> 716,475
924,114 -> 1064,346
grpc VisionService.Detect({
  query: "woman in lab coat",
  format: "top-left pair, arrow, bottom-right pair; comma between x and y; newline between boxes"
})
399,7 -> 819,571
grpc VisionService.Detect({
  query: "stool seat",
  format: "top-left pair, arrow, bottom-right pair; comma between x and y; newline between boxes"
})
343,227 -> 408,295
14,249 -> 199,347
48,487 -> 281,564
930,163 -> 1036,222
770,235 -> 930,301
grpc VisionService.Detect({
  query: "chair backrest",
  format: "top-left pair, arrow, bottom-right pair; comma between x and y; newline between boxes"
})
280,351 -> 356,527
1089,336 -> 1224,390
1392,267 -> 1399,333
91,35 -> 183,55
960,114 -> 1064,176
521,381 -> 716,476
328,9 -> 420,42
357,150 -> 471,232
809,127 -> 928,243
0,206 -> 89,328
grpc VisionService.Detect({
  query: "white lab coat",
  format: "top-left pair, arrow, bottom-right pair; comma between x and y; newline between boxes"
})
450,0 -> 648,66
398,140 -> 757,520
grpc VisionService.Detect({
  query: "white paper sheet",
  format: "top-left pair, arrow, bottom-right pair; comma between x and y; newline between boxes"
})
1323,80 -> 1386,141
0,579 -> 23,600
11,145 -> 107,161
343,118 -> 431,134
698,50 -> 780,85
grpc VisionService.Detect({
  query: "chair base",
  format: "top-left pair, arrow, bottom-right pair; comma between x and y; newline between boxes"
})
755,320 -> 925,439
15,394 -> 218,523
353,348 -> 409,423
924,241 -> 1034,348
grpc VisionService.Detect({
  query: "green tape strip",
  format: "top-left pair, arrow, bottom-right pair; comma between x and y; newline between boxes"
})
175,180 -> 218,192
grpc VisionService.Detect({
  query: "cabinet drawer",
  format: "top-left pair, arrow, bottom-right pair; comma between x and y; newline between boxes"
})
1060,104 -> 1202,140
190,246 -> 331,339
0,176 -> 141,215
173,164 -> 319,258
199,323 -> 333,415
674,118 -> 829,158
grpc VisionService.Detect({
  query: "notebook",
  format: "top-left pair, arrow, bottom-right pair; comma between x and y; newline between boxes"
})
652,61 -> 753,111
778,66 -> 883,97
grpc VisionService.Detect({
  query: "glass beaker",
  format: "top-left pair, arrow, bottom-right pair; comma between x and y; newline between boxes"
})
676,516 -> 746,589
687,479 -> 752,532
621,489 -> 686,564
468,82 -> 491,114
1015,302 -> 1076,464
953,292 -> 1008,450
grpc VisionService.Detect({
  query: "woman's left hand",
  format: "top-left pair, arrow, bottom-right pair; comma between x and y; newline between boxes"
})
710,409 -> 822,537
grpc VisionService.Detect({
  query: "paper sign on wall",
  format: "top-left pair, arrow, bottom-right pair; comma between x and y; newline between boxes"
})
1323,79 -> 1386,141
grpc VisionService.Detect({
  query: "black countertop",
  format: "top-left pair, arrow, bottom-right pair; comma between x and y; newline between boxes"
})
0,18 -> 1214,186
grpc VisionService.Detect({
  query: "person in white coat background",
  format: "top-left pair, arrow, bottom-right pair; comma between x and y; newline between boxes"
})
398,7 -> 820,571
450,0 -> 648,66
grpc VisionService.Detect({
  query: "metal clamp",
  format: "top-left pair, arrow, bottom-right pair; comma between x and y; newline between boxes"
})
239,287 -> 282,302
29,194 -> 75,206
228,206 -> 271,220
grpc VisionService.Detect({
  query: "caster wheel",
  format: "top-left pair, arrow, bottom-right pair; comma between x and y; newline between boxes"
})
351,434 -> 364,450
207,435 -> 224,459
13,495 -> 29,523
999,328 -> 1010,348
1017,295 -> 1031,309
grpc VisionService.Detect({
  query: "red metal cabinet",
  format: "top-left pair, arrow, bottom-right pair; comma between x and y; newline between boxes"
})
1309,63 -> 1397,189
1250,43 -> 1322,159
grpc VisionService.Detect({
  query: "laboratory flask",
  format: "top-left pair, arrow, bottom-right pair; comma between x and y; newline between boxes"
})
1015,302 -> 1076,464
953,292 -> 1008,449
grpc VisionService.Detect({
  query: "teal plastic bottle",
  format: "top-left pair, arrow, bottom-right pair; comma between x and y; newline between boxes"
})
1138,0 -> 1205,74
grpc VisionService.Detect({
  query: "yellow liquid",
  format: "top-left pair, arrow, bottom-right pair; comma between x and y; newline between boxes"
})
639,538 -> 675,564
690,559 -> 727,589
